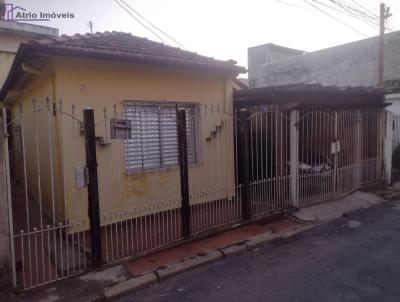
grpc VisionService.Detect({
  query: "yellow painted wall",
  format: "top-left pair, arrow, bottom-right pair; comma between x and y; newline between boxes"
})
0,52 -> 15,92
8,64 -> 65,230
51,57 -> 236,226
0,32 -> 31,90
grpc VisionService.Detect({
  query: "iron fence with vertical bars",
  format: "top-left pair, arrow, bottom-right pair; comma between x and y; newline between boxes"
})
2,98 -> 386,290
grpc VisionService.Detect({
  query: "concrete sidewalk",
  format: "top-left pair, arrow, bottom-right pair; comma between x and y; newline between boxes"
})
115,199 -> 400,302
9,190 -> 388,302
11,217 -> 304,302
292,191 -> 384,223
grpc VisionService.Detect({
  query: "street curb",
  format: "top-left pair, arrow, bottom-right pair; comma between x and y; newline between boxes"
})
99,223 -> 315,300
104,273 -> 158,299
156,250 -> 223,281
245,231 -> 280,250
219,243 -> 247,257
280,224 -> 315,239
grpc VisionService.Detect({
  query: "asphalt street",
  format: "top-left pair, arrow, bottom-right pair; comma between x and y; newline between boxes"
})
114,200 -> 400,302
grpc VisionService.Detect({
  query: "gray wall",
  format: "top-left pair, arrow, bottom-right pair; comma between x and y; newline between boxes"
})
253,31 -> 400,89
248,44 -> 304,87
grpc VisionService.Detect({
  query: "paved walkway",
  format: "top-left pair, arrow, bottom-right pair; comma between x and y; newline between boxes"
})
123,216 -> 298,276
114,200 -> 400,302
11,215 -> 299,302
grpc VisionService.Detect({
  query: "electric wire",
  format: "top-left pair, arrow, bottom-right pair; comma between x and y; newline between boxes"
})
117,0 -> 188,50
302,0 -> 369,37
114,0 -> 170,45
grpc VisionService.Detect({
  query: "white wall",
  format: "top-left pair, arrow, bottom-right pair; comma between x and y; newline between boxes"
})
385,94 -> 400,114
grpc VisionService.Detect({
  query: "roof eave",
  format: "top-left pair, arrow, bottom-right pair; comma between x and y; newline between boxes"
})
0,43 -> 245,102
233,84 -> 388,107
30,44 -> 246,74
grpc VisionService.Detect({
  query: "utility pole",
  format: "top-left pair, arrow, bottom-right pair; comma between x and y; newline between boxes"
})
378,3 -> 391,87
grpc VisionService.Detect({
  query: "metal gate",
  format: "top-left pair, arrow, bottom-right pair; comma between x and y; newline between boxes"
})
97,103 -> 185,264
297,108 -> 335,207
393,114 -> 400,151
96,103 -> 244,263
188,104 -> 242,236
360,110 -> 382,185
297,107 -> 383,207
3,99 -> 384,289
2,100 -> 90,290
245,105 -> 291,216
336,110 -> 360,196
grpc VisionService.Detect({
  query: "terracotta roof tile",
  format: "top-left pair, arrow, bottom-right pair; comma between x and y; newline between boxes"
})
27,31 -> 245,73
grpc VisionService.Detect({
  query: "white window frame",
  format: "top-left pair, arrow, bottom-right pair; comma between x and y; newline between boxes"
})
124,101 -> 201,172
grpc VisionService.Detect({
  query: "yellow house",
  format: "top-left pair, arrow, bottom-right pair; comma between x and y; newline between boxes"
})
0,31 -> 245,240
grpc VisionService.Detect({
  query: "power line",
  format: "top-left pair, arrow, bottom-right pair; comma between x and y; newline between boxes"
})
349,0 -> 379,17
302,0 -> 369,37
309,0 -> 379,30
114,0 -> 170,45
337,0 -> 378,18
325,0 -> 380,28
117,0 -> 188,50
326,0 -> 379,23
311,0 -> 368,19
274,0 -> 315,12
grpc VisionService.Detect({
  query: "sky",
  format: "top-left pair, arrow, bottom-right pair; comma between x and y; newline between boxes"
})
6,0 -> 400,76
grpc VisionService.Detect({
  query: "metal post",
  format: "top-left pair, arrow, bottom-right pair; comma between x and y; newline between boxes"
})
355,110 -> 362,188
2,108 -> 16,287
378,3 -> 385,87
238,109 -> 251,220
177,109 -> 190,239
83,109 -> 102,268
384,110 -> 393,185
290,110 -> 299,208
377,109 -> 384,181
333,111 -> 338,197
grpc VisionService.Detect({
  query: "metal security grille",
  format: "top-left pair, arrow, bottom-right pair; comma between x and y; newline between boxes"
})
360,110 -> 381,185
246,106 -> 291,216
393,114 -> 400,150
2,101 -> 90,290
3,98 -> 386,290
124,103 -> 199,171
336,110 -> 360,196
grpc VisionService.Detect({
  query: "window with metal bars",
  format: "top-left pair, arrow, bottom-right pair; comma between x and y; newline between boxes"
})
124,102 -> 199,171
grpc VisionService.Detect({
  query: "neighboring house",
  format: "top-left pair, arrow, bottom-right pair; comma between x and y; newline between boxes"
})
248,31 -> 400,109
0,19 -> 58,90
0,31 -> 244,224
233,77 -> 249,90
248,31 -> 400,149
249,31 -> 400,91
248,43 -> 305,88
